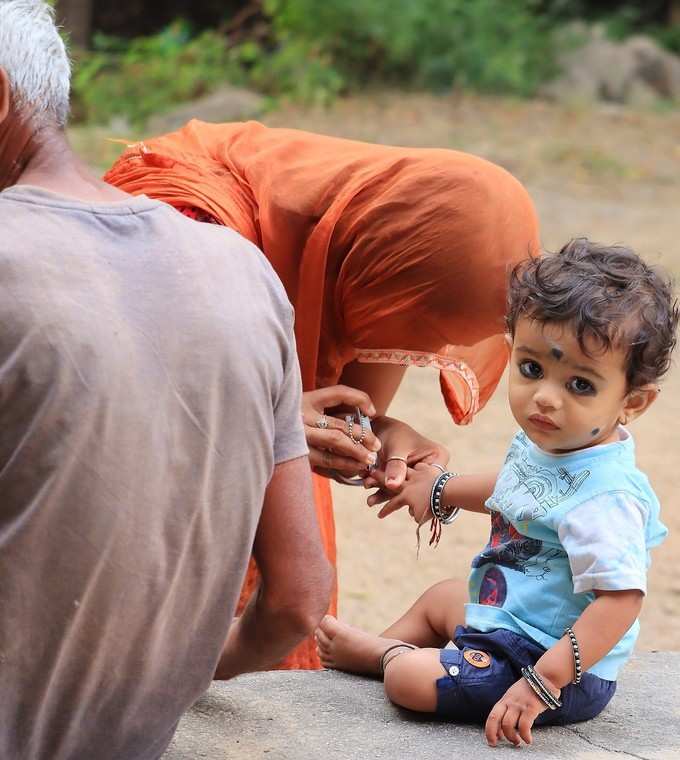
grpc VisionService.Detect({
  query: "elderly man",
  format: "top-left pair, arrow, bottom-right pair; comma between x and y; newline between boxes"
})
0,2 -> 332,758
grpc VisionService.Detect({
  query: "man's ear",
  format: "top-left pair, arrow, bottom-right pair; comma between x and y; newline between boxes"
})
618,384 -> 659,425
0,68 -> 10,124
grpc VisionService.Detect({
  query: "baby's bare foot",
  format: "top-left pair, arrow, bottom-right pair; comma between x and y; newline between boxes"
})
315,615 -> 411,676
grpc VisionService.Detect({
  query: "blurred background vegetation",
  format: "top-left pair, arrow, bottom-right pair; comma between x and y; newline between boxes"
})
53,0 -> 680,127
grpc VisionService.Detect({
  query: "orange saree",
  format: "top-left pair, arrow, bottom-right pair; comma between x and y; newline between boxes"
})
104,121 -> 540,669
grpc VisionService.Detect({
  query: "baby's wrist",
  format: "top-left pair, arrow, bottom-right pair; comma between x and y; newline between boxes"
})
532,667 -> 562,698
429,469 -> 461,524
521,665 -> 563,711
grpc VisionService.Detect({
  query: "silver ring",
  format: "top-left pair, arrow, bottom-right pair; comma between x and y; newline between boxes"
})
316,414 -> 329,429
431,463 -> 446,473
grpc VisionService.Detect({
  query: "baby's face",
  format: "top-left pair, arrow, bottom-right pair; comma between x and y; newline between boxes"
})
507,318 -> 631,454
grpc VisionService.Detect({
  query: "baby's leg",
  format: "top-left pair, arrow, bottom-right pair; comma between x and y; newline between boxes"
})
380,578 -> 466,647
380,579 -> 467,712
315,617 -> 409,675
316,625 -> 445,713
383,647 -> 443,712
315,579 -> 465,676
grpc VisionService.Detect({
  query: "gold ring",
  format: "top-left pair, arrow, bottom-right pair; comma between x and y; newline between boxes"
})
386,456 -> 408,463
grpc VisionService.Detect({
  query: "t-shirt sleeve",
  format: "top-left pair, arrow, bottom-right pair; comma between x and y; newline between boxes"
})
557,492 -> 649,595
272,310 -> 309,464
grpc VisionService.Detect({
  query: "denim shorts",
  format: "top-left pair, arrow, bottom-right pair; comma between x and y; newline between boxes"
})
435,626 -> 616,725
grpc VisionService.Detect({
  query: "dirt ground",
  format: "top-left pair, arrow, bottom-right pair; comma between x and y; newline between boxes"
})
75,92 -> 680,651
264,93 -> 680,652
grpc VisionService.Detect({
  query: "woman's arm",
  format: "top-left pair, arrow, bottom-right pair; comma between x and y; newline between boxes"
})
338,360 -> 407,416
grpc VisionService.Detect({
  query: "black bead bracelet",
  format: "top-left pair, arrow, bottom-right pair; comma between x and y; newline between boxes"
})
564,626 -> 582,685
521,665 -> 562,710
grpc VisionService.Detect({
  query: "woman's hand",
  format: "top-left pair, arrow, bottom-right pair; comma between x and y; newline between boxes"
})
367,416 -> 449,491
485,677 -> 552,747
302,386 -> 381,478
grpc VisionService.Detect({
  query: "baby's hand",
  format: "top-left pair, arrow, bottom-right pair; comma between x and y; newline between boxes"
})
485,676 -> 552,747
366,462 -> 438,523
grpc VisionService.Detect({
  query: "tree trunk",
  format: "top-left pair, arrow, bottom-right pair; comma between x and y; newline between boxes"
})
54,0 -> 93,49
670,0 -> 680,26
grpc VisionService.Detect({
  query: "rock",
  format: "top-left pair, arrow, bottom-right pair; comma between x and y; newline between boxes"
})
625,35 -> 680,100
627,79 -> 662,109
163,652 -> 680,759
146,85 -> 266,133
541,25 -> 635,104
540,23 -> 680,106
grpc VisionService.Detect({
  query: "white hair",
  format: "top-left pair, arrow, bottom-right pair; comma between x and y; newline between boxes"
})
0,1 -> 71,128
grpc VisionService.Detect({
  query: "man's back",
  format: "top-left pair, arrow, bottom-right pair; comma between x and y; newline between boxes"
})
0,186 -> 308,759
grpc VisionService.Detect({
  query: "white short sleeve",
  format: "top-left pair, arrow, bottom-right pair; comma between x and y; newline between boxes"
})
557,493 -> 648,595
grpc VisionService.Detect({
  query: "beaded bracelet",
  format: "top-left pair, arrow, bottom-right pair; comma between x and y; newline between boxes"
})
521,665 -> 562,710
564,626 -> 582,685
419,469 -> 462,549
430,471 -> 461,525
345,413 -> 366,445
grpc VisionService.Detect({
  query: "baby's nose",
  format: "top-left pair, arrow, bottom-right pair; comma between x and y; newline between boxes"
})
534,386 -> 561,410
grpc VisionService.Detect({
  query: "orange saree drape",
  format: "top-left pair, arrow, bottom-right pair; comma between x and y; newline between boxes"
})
104,121 -> 540,669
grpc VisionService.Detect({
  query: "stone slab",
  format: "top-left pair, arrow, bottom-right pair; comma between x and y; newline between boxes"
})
164,652 -> 680,759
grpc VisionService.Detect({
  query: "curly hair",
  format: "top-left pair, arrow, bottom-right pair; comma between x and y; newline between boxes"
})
506,238 -> 679,389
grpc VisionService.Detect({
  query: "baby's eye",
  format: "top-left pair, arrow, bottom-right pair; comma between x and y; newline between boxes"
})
519,360 -> 543,379
568,376 -> 596,395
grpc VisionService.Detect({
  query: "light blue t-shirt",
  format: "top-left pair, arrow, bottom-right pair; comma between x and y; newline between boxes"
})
465,428 -> 667,680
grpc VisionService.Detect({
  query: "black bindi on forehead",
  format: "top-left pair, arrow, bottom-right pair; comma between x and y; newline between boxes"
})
550,346 -> 564,360
591,428 -> 600,436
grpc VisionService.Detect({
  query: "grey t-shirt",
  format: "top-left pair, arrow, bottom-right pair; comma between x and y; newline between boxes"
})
0,186 -> 308,759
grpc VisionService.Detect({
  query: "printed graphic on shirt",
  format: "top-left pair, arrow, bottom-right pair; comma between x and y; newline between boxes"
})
478,566 -> 507,606
490,433 -> 591,521
473,512 -> 568,592
474,511 -> 541,571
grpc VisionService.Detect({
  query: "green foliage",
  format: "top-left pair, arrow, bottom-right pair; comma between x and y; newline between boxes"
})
231,38 -> 345,106
250,0 -> 558,99
71,21 -> 238,126
602,7 -> 680,55
69,1 -> 563,124
653,24 -> 680,55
